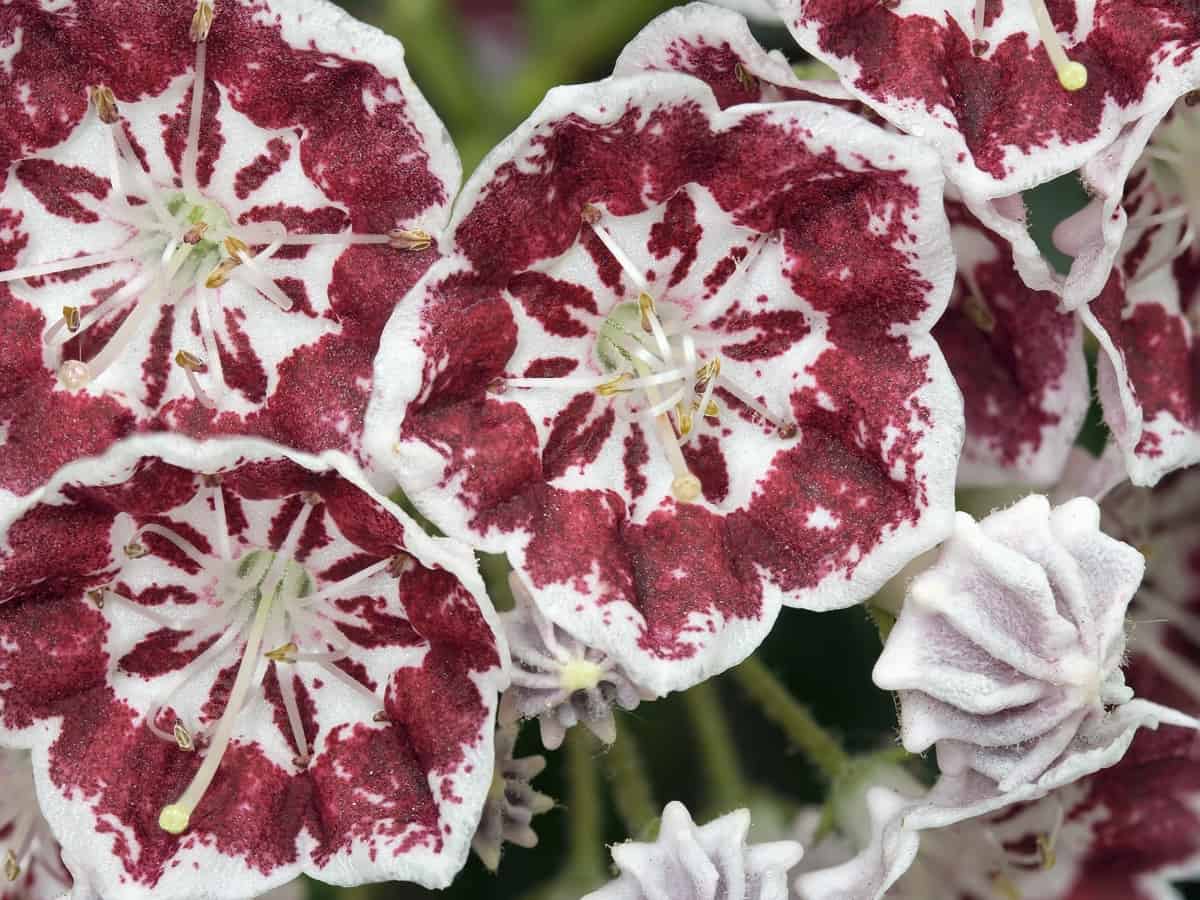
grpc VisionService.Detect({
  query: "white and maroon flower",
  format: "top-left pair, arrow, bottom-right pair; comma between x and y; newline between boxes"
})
614,3 -> 857,110
0,435 -> 506,898
583,800 -> 804,900
773,0 -> 1200,292
0,748 -> 72,900
795,725 -> 1200,900
501,572 -> 652,748
937,199 -> 1087,486
874,494 -> 1194,794
1077,174 -> 1200,485
0,0 -> 460,514
365,70 -> 963,695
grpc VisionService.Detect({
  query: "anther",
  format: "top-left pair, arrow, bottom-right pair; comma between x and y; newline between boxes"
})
202,473 -> 222,487
224,236 -> 249,258
124,541 -> 147,559
190,0 -> 215,42
62,306 -> 81,333
204,256 -> 241,289
879,0 -> 900,9
387,553 -> 412,577
1186,90 -> 1200,107
597,373 -> 632,397
962,292 -> 996,332
387,228 -> 432,252
174,723 -> 195,751
3,850 -> 18,882
183,222 -> 209,245
777,423 -> 798,439
677,404 -> 694,436
87,588 -> 106,608
89,85 -> 119,125
301,490 -> 322,506
972,38 -> 989,55
580,204 -> 602,226
292,754 -> 310,768
733,62 -> 757,92
1037,833 -> 1057,869
265,642 -> 298,663
373,710 -> 389,723
175,349 -> 205,372
58,359 -> 91,390
486,377 -> 508,394
637,292 -> 656,332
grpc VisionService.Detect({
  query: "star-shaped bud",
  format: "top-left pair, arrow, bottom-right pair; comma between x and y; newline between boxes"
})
471,709 -> 555,872
614,2 -> 856,109
583,801 -> 804,900
937,199 -> 1088,486
501,572 -> 653,749
773,0 -> 1200,292
0,749 -> 72,900
0,435 -> 506,897
875,494 -> 1194,795
0,0 -> 460,515
366,61 -> 963,695
795,723 -> 1200,900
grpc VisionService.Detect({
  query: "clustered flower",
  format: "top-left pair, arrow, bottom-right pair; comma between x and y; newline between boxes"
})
2,0 -> 1199,897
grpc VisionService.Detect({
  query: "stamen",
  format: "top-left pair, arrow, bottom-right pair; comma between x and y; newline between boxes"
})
89,85 -> 119,125
204,256 -> 241,288
112,123 -> 174,227
587,216 -> 650,294
176,349 -> 215,408
194,275 -> 227,409
182,3 -> 210,196
1028,0 -> 1087,91
183,222 -> 209,244
0,241 -> 154,283
275,666 -> 310,766
229,242 -> 294,310
208,476 -> 232,563
293,557 -> 393,609
138,522 -> 216,571
265,642 -> 298,663
3,849 -> 17,882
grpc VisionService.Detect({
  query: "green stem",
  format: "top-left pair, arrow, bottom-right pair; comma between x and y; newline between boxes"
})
683,680 -> 748,816
731,657 -> 850,781
565,728 -> 607,881
603,726 -> 657,840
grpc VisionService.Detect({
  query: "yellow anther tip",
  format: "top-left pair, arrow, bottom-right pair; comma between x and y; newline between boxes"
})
158,804 -> 191,835
1058,62 -> 1087,91
671,474 -> 703,503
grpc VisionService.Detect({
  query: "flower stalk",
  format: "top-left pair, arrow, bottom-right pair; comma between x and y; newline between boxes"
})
602,726 -> 657,840
683,680 -> 748,817
731,657 -> 850,781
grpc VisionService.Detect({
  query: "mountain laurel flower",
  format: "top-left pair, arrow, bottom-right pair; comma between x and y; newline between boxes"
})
875,494 -> 1195,796
0,0 -> 460,515
795,719 -> 1200,900
366,61 -> 963,695
0,435 -> 507,898
773,0 -> 1200,298
936,199 -> 1087,487
500,572 -> 653,749
613,2 -> 856,109
583,801 -> 804,900
471,709 -> 555,873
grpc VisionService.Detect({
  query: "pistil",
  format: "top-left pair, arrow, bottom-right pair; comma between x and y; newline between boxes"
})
157,499 -> 314,835
973,0 -> 1087,90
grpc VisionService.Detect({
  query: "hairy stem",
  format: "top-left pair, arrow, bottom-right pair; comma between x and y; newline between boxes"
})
731,656 -> 850,781
565,728 -> 607,881
683,680 -> 748,817
603,726 -> 657,839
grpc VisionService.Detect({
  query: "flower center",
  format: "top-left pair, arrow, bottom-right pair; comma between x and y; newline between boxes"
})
502,208 -> 795,504
1124,94 -> 1200,283
88,477 -> 404,836
971,0 -> 1087,91
0,0 -> 432,409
